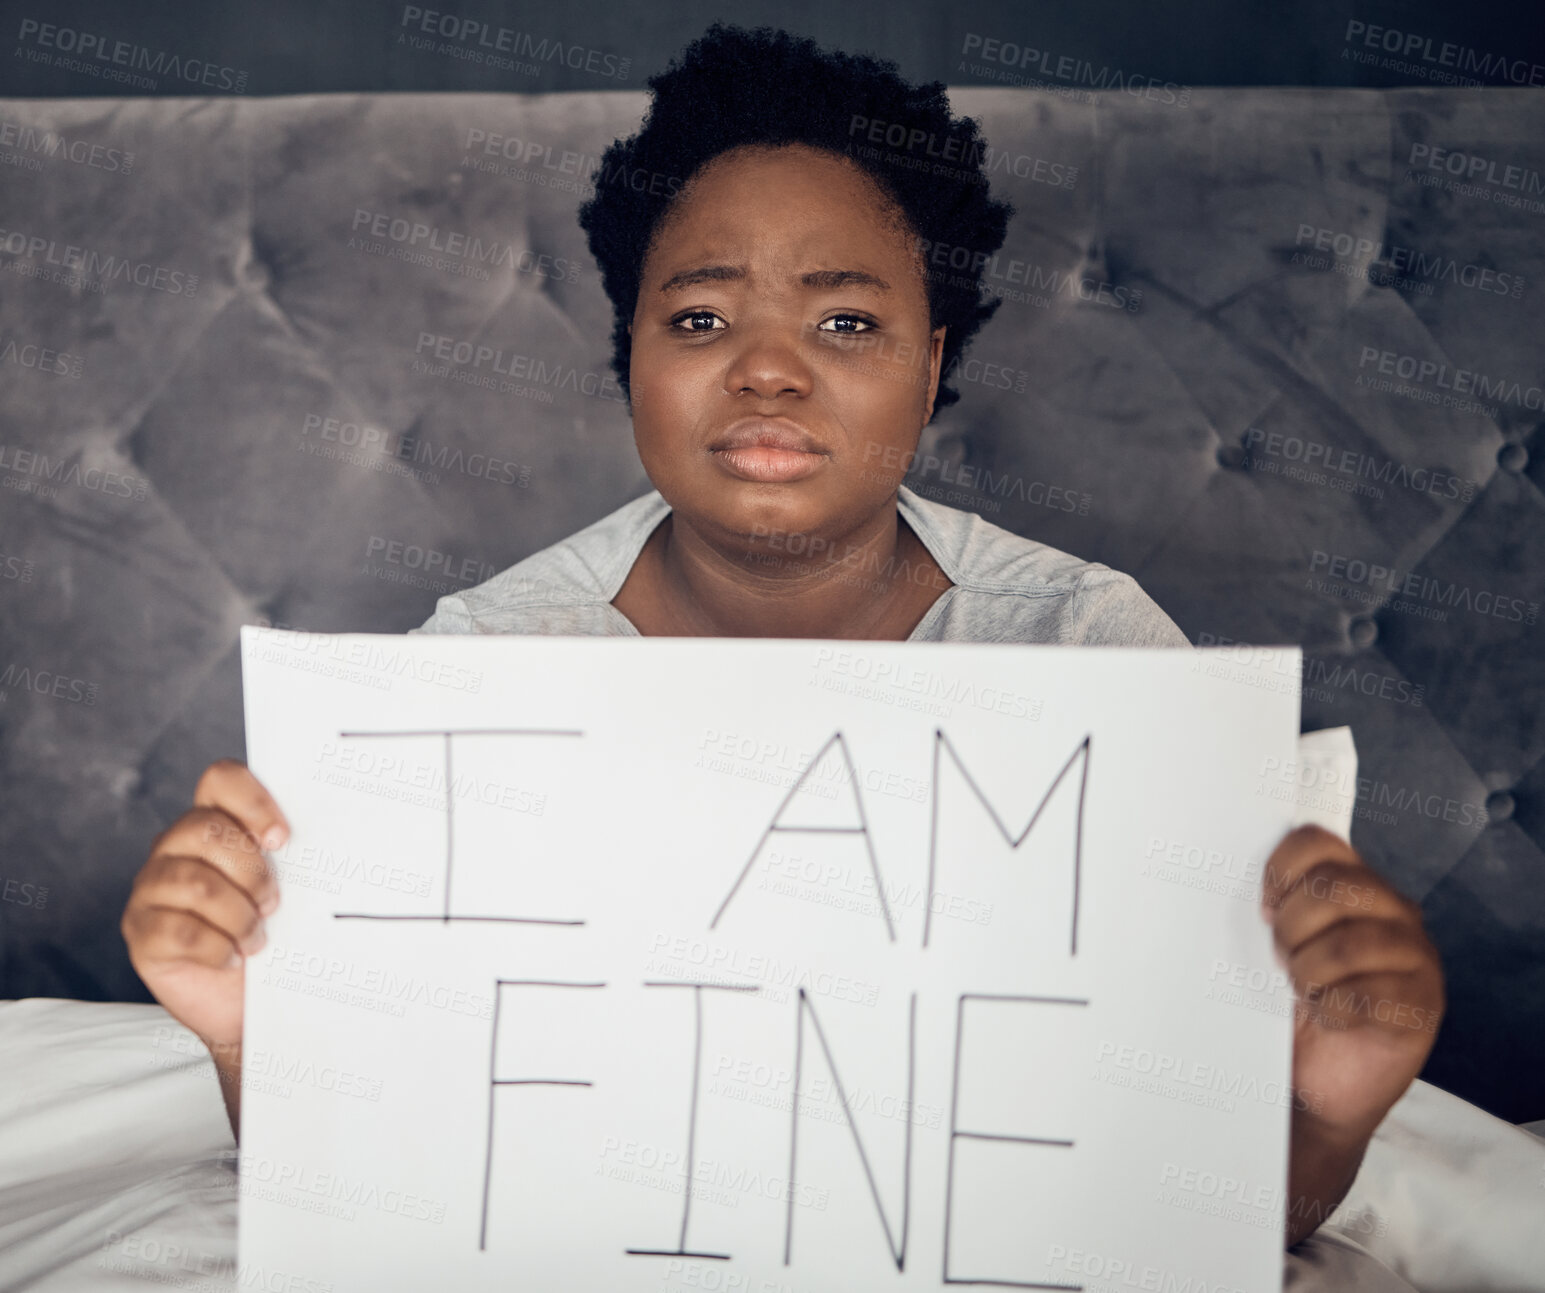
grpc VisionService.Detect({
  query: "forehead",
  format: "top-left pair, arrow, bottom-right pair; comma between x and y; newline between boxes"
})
643,144 -> 919,275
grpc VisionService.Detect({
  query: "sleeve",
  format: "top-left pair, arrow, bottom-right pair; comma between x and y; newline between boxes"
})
406,594 -> 474,636
1061,569 -> 1192,648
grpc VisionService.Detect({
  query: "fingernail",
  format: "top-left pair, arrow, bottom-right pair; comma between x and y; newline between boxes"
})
226,950 -> 242,969
262,826 -> 286,851
259,893 -> 279,916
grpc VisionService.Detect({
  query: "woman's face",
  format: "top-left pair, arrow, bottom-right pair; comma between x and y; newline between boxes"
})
627,142 -> 946,549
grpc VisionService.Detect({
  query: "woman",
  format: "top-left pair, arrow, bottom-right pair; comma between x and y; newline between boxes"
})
121,21 -> 1443,1257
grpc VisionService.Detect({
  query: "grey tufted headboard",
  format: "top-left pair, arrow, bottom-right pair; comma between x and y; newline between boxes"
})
0,87 -> 1540,1122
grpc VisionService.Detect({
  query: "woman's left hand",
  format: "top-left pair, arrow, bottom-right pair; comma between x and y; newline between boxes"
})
1262,824 -> 1446,1146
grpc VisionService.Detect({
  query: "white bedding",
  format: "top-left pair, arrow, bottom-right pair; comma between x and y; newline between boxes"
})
1,996 -> 1541,1292
0,999 -> 237,1292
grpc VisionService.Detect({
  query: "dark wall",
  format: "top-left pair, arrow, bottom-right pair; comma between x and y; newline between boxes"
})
1,0 -> 1544,97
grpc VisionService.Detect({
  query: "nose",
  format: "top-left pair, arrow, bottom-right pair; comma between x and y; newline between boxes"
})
722,318 -> 815,399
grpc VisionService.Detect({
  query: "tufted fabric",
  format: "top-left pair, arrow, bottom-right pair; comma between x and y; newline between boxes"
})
0,89 -> 1540,1122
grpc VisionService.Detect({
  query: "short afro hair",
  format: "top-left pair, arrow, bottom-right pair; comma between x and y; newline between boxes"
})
576,21 -> 1015,423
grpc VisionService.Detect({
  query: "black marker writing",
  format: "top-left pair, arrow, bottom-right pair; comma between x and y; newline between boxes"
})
331,728 -> 583,925
710,731 -> 896,941
481,979 -> 606,1252
785,988 -> 916,1269
625,981 -> 760,1262
925,732 -> 1090,954
943,994 -> 1089,1289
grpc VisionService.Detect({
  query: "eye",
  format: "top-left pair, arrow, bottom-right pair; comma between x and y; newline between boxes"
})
817,314 -> 877,335
669,310 -> 725,333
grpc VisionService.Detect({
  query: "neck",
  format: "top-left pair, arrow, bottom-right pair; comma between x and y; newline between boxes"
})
652,499 -> 946,639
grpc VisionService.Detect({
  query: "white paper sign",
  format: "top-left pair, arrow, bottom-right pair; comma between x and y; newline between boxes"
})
238,629 -> 1302,1293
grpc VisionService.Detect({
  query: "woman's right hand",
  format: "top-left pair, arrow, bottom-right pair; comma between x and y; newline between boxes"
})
121,758 -> 288,1056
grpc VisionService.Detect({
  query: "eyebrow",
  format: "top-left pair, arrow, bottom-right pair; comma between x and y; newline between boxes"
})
656,265 -> 892,294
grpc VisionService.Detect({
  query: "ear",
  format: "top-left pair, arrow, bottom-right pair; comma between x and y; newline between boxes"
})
922,325 -> 946,425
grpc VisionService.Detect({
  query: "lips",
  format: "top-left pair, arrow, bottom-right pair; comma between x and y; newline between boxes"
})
708,417 -> 829,483
709,417 -> 826,455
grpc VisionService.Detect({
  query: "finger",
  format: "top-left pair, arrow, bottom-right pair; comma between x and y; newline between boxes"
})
1270,859 -> 1419,955
129,855 -> 268,956
1286,919 -> 1436,1006
1261,824 -> 1360,916
150,808 -> 280,917
124,904 -> 247,971
1290,968 -> 1444,1037
192,758 -> 290,853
